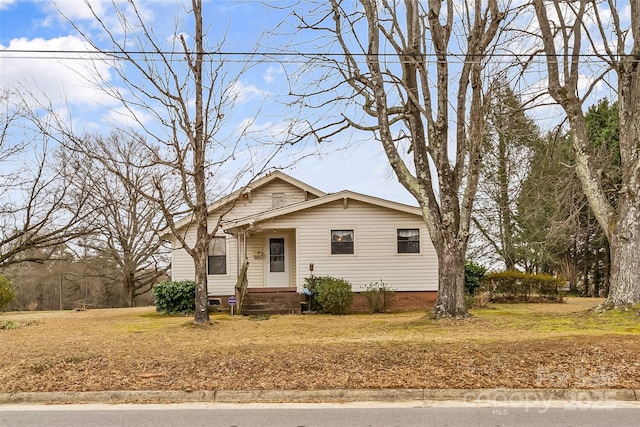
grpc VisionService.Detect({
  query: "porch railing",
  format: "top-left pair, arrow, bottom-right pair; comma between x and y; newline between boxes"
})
235,258 -> 249,315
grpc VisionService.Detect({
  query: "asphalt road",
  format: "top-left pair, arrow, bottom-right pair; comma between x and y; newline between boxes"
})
2,401 -> 640,427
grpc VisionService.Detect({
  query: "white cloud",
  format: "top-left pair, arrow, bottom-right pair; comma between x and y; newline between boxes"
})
263,65 -> 283,83
0,0 -> 17,10
43,0 -> 156,40
229,80 -> 266,105
49,0 -> 108,21
0,35 -> 117,113
102,105 -> 155,130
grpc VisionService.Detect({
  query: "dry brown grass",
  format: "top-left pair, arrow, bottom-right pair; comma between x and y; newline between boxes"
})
1,298 -> 639,393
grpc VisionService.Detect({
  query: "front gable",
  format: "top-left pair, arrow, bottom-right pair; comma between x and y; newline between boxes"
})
217,177 -> 322,223
163,171 -> 325,240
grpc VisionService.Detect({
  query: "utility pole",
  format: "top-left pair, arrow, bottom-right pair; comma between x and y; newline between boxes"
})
59,275 -> 63,310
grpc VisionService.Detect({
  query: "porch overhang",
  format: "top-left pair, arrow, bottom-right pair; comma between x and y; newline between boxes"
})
223,190 -> 422,236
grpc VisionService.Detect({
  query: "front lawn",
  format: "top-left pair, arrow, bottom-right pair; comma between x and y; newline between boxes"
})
1,298 -> 639,393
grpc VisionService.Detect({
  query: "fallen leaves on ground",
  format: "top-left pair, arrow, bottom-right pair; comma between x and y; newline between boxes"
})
1,298 -> 638,393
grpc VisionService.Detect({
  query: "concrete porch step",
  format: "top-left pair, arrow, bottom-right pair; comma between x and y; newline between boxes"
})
242,307 -> 302,315
246,287 -> 297,293
241,290 -> 303,315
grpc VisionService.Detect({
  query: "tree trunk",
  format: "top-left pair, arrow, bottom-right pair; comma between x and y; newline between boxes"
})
593,248 -> 600,298
583,231 -> 591,296
570,240 -> 578,293
193,247 -> 209,323
497,126 -> 515,271
316,0 -> 502,318
191,0 -> 210,325
124,273 -> 136,307
605,41 -> 640,307
433,241 -> 467,318
605,198 -> 640,306
533,0 -> 640,308
192,189 -> 210,323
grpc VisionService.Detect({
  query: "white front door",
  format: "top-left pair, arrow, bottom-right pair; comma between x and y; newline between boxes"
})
266,236 -> 288,287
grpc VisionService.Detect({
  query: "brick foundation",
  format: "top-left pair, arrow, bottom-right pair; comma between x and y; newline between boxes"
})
350,291 -> 437,312
210,290 -> 437,314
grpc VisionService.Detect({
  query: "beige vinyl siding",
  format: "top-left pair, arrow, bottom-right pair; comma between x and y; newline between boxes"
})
170,181 -> 437,293
169,226 -> 238,296
221,179 -> 312,222
170,226 -> 196,283
207,235 -> 238,296
278,229 -> 297,287
288,230 -> 297,286
257,199 -> 437,292
245,231 -> 265,287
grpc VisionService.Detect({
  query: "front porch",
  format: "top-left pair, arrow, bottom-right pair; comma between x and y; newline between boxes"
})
229,226 -> 301,289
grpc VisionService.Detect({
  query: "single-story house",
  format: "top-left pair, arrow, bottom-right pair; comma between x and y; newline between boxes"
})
165,171 -> 438,312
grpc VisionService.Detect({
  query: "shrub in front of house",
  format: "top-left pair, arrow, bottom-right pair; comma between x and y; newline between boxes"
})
152,280 -> 195,314
483,271 -> 564,303
0,275 -> 15,312
313,276 -> 353,315
362,280 -> 396,313
464,259 -> 487,296
464,260 -> 489,309
303,276 -> 323,312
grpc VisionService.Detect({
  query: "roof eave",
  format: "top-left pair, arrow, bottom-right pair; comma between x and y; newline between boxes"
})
222,190 -> 422,232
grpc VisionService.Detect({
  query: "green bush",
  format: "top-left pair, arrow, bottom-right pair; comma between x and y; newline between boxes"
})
303,276 -> 323,312
0,275 -> 15,312
0,319 -> 37,329
152,280 -> 195,314
362,281 -> 396,313
0,320 -> 19,330
464,260 -> 487,295
313,276 -> 353,315
483,271 -> 564,303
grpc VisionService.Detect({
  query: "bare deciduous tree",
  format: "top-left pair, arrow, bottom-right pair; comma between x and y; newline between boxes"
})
62,133 -> 168,307
0,92 -> 93,269
51,0 -> 290,323
533,0 -> 640,308
293,0 -> 505,317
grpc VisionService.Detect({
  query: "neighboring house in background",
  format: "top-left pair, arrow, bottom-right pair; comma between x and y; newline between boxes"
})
163,171 -> 438,313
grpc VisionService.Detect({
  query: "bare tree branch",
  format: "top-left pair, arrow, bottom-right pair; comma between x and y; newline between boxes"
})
288,0 -> 506,318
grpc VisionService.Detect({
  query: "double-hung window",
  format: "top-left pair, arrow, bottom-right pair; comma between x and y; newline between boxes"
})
397,229 -> 420,253
331,230 -> 354,254
208,236 -> 227,275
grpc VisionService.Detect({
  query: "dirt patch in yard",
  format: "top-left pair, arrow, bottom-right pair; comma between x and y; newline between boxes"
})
1,298 -> 639,393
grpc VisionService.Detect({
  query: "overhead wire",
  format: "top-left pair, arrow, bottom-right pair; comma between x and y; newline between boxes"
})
0,48 -> 624,65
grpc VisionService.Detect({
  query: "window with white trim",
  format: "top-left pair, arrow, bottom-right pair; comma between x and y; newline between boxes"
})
397,229 -> 420,253
331,230 -> 354,254
207,236 -> 226,275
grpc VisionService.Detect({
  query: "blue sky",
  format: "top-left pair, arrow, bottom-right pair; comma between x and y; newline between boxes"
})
0,1 -> 624,209
0,0 -> 415,205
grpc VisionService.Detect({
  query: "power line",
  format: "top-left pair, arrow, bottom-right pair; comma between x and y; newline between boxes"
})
0,48 -> 621,61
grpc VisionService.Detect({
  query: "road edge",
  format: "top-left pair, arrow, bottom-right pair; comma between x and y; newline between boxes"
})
0,388 -> 637,405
